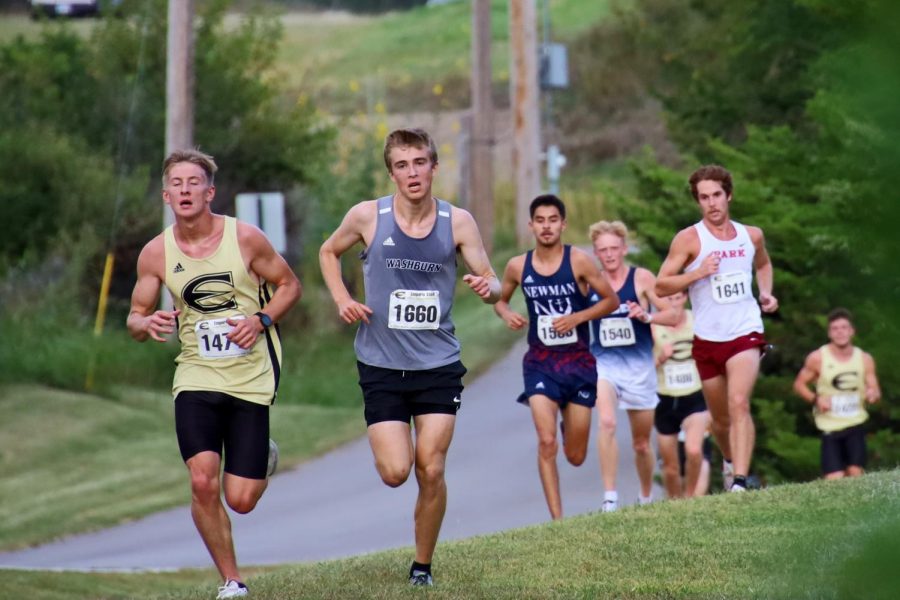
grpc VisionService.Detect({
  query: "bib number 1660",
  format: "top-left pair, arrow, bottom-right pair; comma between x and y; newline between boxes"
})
388,290 -> 441,330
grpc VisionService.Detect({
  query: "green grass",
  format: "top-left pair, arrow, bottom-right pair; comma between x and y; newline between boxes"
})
6,471 -> 900,599
0,384 -> 362,552
274,0 -> 612,112
0,1 -> 613,113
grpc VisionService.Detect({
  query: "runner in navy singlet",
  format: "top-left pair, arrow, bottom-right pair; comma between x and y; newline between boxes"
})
494,195 -> 618,520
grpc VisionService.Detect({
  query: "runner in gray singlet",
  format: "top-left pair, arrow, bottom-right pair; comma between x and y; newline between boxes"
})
319,128 -> 499,587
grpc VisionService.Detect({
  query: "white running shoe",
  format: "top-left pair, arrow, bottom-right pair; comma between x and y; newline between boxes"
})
409,570 -> 434,586
722,460 -> 734,491
729,482 -> 747,493
602,499 -> 618,513
217,579 -> 248,599
267,439 -> 279,478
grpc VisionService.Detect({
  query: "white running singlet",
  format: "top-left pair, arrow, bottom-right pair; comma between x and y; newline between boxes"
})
686,221 -> 763,341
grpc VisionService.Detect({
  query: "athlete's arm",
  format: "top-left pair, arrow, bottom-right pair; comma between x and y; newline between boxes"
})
793,350 -> 826,409
452,207 -> 500,304
863,352 -> 881,404
748,226 -> 778,313
655,228 -> 712,297
127,236 -> 180,343
494,255 -> 527,330
631,267 -> 679,327
226,223 -> 302,349
552,249 -> 619,334
319,201 -> 376,324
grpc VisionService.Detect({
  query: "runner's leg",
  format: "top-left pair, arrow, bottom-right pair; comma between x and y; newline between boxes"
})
368,421 -> 415,487
627,408 -> 656,498
411,413 -> 456,564
681,410 -> 711,497
596,380 -> 619,494
723,348 -> 761,479
529,394 -> 563,519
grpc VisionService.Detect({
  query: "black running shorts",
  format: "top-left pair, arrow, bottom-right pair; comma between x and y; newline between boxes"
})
175,390 -> 270,479
654,390 -> 708,435
821,422 -> 867,475
357,360 -> 467,426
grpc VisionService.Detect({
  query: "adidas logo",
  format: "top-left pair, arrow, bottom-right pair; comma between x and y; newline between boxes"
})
383,236 -> 395,246
536,381 -> 545,390
524,275 -> 534,284
173,263 -> 185,274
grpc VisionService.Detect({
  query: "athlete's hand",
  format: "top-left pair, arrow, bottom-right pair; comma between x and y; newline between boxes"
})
501,310 -> 527,330
656,343 -> 674,367
758,292 -> 778,313
866,387 -> 880,404
815,394 -> 831,412
626,300 -> 652,324
699,253 -> 720,278
337,298 -> 373,325
143,309 -> 180,342
552,314 -> 580,334
463,274 -> 492,299
226,316 -> 261,350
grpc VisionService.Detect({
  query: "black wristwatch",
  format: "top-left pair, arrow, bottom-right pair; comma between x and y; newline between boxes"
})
254,311 -> 273,328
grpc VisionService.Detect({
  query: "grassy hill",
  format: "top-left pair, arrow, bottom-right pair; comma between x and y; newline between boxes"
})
7,470 -> 899,599
271,0 -> 612,112
0,0 -> 613,113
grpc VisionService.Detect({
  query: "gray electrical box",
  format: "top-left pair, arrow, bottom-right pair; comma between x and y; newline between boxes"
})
540,43 -> 569,89
236,192 -> 287,254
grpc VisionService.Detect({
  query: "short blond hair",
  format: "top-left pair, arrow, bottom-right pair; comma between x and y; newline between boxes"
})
162,148 -> 218,186
589,220 -> 628,244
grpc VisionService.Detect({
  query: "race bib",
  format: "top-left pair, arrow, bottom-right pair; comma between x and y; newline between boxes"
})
537,315 -> 576,347
663,362 -> 699,390
388,289 -> 441,330
711,271 -> 752,304
830,393 -> 862,418
599,317 -> 635,347
195,317 -> 251,359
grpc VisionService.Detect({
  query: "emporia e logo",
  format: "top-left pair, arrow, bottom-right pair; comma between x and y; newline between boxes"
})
182,272 -> 238,313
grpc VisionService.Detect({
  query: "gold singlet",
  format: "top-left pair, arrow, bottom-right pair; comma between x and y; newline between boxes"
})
814,345 -> 867,433
652,310 -> 702,397
164,216 -> 282,406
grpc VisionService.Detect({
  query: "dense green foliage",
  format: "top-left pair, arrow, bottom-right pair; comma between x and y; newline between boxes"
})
566,0 -> 900,481
0,0 -> 336,389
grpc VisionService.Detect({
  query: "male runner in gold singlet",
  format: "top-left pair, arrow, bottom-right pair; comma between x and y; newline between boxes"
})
128,149 -> 301,599
793,308 -> 881,479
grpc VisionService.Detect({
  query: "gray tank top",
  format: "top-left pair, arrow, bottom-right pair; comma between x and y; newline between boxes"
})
354,195 -> 461,370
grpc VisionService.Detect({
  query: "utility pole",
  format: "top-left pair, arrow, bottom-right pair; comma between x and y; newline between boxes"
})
163,0 -> 194,311
165,0 -> 195,229
509,0 -> 541,247
470,0 -> 494,255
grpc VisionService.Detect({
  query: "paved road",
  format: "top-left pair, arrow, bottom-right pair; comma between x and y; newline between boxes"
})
0,341 -> 658,571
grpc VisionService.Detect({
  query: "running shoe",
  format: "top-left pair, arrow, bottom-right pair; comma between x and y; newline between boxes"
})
409,570 -> 434,587
217,579 -> 248,599
267,438 -> 279,478
729,482 -> 747,493
602,499 -> 618,513
722,460 -> 734,491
